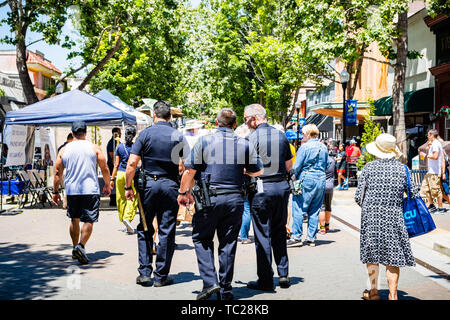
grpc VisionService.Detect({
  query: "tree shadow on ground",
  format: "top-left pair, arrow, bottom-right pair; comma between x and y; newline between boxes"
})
176,229 -> 193,238
0,242 -> 122,300
175,243 -> 194,251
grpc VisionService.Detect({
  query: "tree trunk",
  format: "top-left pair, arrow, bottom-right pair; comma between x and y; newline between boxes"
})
392,11 -> 408,163
78,35 -> 122,91
284,88 -> 300,129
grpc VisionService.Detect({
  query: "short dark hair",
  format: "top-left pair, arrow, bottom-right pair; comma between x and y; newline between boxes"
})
112,127 -> 121,134
153,100 -> 171,120
217,108 -> 236,128
67,133 -> 73,140
428,129 -> 438,138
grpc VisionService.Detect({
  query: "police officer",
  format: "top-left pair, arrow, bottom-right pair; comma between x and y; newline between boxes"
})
125,100 -> 185,287
178,108 -> 263,300
243,103 -> 294,291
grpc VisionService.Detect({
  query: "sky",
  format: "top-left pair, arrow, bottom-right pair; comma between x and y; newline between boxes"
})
0,0 -> 202,77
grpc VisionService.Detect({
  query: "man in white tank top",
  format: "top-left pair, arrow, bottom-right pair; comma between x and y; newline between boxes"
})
52,121 -> 111,265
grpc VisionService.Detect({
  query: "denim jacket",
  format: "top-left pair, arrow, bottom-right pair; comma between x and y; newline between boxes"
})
293,138 -> 329,180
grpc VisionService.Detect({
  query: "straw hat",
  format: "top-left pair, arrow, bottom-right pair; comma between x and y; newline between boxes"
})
184,120 -> 203,130
366,133 -> 402,159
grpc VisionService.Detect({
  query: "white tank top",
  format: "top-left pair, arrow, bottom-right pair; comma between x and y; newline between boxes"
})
62,140 -> 100,195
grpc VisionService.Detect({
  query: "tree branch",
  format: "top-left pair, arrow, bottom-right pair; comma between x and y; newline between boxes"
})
26,37 -> 44,47
360,55 -> 395,67
0,1 -> 8,8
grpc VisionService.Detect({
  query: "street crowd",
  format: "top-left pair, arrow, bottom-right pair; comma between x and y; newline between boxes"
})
49,101 -> 446,301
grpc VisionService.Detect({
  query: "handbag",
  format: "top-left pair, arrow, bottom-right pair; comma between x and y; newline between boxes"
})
402,164 -> 436,238
293,150 -> 321,195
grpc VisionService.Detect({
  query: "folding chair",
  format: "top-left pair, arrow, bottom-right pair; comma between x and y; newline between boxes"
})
17,170 -> 47,208
29,169 -> 53,207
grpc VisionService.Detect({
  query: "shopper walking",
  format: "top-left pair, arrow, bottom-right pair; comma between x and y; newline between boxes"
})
110,125 -> 138,234
319,152 -> 336,234
287,124 -> 328,247
355,133 -> 417,300
419,129 -> 447,213
335,143 -> 347,190
52,121 -> 111,265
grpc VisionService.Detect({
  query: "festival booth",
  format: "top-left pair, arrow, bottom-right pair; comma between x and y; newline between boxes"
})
1,89 -> 138,210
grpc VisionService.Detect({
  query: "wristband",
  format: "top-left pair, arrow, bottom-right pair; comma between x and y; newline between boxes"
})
125,186 -> 132,191
178,190 -> 189,196
52,191 -> 59,195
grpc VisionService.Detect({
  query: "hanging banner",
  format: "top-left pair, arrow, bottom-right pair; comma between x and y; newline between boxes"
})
5,125 -> 34,167
39,127 -> 57,167
298,118 -> 306,129
345,100 -> 358,126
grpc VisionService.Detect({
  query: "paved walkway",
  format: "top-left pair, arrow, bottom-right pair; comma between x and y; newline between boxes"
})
0,199 -> 449,300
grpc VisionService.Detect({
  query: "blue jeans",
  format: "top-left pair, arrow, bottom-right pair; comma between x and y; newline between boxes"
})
240,197 -> 251,240
291,177 -> 326,242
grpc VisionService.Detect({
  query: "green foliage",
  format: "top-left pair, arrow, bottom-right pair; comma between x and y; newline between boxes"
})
0,88 -> 5,97
427,0 -> 450,17
357,100 -> 383,169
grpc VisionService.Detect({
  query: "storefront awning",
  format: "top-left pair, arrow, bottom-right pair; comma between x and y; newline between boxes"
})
374,87 -> 434,116
310,102 -> 369,121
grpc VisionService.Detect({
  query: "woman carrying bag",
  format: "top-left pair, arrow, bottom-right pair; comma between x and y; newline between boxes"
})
111,126 -> 138,234
355,134 -> 420,300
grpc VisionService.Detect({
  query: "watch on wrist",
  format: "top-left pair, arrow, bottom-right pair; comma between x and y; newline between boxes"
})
178,190 -> 188,196
52,191 -> 59,195
125,186 -> 132,191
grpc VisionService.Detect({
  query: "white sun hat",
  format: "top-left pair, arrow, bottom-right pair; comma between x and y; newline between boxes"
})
366,133 -> 402,159
184,120 -> 204,130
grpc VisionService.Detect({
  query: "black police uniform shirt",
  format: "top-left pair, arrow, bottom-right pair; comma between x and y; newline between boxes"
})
184,127 -> 263,189
131,121 -> 185,180
248,123 -> 293,177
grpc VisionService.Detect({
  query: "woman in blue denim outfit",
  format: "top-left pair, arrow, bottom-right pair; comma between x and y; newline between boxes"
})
287,124 -> 329,247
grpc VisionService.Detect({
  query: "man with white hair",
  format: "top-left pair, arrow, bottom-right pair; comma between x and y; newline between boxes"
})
244,103 -> 293,291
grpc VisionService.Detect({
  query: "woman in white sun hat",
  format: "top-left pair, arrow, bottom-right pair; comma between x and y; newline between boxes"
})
354,133 -> 419,300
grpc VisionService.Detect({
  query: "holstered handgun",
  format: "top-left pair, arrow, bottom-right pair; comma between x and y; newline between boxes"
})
191,177 -> 212,213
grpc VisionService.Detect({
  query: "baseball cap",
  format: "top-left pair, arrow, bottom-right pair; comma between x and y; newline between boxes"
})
72,121 -> 87,134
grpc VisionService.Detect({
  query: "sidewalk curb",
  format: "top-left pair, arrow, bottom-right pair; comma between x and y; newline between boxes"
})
433,241 -> 450,257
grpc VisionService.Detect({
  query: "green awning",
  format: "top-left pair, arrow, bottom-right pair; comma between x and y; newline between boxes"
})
374,87 -> 434,116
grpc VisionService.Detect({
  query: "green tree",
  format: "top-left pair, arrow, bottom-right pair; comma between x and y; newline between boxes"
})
357,100 -> 382,169
0,1 -> 75,104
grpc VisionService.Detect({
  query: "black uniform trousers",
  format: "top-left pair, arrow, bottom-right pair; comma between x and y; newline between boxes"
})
249,181 -> 290,286
137,178 -> 179,281
192,193 -> 244,295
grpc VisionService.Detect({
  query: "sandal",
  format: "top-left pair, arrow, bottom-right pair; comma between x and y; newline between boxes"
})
362,289 -> 380,300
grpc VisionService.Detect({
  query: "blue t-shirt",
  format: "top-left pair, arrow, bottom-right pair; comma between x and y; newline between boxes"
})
115,143 -> 133,172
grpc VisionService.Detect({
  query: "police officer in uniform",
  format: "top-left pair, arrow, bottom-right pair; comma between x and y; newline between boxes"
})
178,108 -> 263,300
243,103 -> 294,291
125,100 -> 185,287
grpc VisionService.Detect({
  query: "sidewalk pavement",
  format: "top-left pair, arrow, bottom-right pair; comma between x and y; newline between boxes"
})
331,187 -> 450,277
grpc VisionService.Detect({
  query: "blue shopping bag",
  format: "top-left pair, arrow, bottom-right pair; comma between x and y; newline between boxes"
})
402,165 -> 436,238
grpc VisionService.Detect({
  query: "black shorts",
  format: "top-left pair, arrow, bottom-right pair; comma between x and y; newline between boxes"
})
323,193 -> 332,212
67,195 -> 100,223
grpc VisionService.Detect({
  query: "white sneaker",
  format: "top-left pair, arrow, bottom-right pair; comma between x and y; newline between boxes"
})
123,219 -> 134,233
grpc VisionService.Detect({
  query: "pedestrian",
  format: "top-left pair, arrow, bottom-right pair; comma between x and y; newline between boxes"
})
125,100 -> 185,287
355,133 -> 417,300
244,103 -> 293,291
57,133 -> 73,152
284,129 -> 298,239
110,125 -> 138,234
287,124 -> 329,247
52,121 -> 111,265
319,150 -> 336,234
178,108 -> 263,300
235,124 -> 253,245
437,136 -> 450,206
107,127 -> 121,207
419,129 -> 447,214
346,139 -> 361,163
336,143 -> 347,190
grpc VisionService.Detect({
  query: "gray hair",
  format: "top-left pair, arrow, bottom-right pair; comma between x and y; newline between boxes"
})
244,103 -> 267,119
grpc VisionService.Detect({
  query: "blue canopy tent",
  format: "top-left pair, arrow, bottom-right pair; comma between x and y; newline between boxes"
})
0,89 -> 137,212
5,89 -> 137,126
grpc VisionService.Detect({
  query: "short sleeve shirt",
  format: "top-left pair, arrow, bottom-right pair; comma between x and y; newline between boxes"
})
130,121 -> 186,179
184,128 -> 263,189
428,140 -> 443,175
115,143 -> 132,172
248,123 -> 293,177
336,151 -> 346,170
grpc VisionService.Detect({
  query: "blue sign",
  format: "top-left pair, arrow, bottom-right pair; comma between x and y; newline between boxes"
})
298,118 -> 306,129
345,100 -> 357,126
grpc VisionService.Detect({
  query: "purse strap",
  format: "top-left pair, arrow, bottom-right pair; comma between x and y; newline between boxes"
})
404,164 -> 411,200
